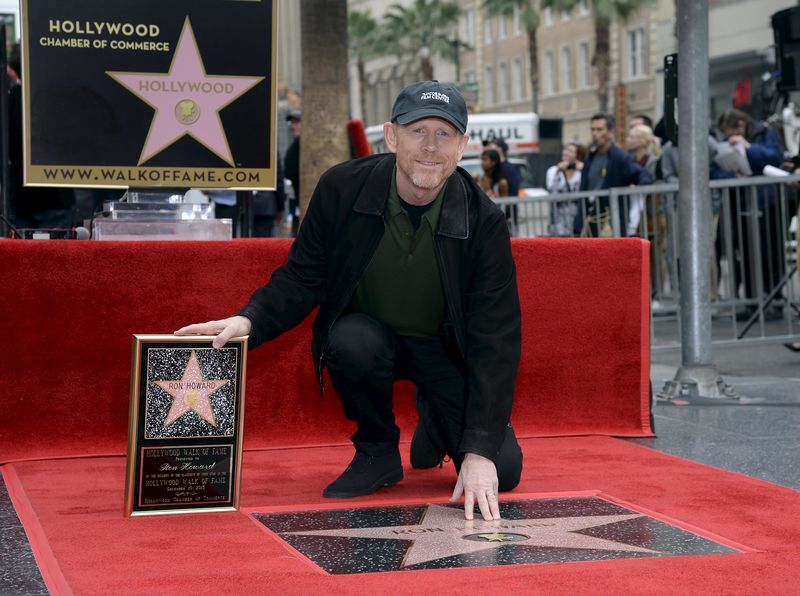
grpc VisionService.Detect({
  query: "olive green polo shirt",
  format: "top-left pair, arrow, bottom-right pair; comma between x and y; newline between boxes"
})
351,170 -> 446,337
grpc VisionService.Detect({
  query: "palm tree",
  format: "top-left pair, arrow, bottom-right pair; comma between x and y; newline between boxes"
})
348,9 -> 382,121
545,0 -> 655,112
382,0 -> 461,81
299,0 -> 350,218
482,0 -> 541,113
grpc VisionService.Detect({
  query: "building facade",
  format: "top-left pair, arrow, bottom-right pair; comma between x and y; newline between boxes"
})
347,0 -> 791,147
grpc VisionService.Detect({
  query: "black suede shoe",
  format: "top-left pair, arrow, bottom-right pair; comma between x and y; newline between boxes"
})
322,451 -> 403,498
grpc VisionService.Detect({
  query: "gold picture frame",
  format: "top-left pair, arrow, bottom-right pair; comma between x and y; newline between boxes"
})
124,334 -> 247,517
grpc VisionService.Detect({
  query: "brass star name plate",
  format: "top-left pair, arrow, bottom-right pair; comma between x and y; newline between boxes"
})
125,334 -> 247,516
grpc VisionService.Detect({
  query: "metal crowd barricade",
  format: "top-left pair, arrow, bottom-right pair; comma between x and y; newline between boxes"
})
494,175 -> 800,350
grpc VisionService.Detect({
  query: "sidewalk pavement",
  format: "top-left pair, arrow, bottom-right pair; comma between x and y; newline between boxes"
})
639,340 -> 800,491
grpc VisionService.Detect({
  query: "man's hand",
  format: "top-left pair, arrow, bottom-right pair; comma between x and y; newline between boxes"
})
174,316 -> 252,349
450,453 -> 500,521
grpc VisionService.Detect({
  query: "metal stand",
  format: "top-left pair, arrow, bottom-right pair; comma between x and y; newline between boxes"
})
659,0 -> 738,402
737,264 -> 798,339
657,365 -> 739,400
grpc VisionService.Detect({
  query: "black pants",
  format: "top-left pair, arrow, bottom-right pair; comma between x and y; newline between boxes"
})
325,313 -> 522,491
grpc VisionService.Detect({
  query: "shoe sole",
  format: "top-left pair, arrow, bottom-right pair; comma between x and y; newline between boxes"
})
322,469 -> 404,499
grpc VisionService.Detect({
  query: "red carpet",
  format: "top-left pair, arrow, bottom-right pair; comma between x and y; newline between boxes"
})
0,239 -> 652,465
5,436 -> 798,595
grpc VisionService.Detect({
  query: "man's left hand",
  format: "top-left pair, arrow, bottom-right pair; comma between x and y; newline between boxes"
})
450,453 -> 500,521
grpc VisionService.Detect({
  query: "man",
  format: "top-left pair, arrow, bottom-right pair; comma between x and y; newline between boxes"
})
176,81 -> 523,522
628,113 -> 653,130
283,109 -> 302,235
716,108 -> 784,315
575,113 -> 652,236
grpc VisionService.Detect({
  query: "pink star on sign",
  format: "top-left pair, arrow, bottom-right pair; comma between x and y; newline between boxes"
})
155,350 -> 228,428
107,17 -> 263,165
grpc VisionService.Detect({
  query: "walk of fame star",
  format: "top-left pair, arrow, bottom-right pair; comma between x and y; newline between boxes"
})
285,504 -> 659,568
155,350 -> 229,428
254,497 -> 740,574
107,17 -> 263,166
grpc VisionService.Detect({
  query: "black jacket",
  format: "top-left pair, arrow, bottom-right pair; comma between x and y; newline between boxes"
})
238,153 -> 521,459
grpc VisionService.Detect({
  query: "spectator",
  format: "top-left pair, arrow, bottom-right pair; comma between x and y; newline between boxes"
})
576,113 -> 653,237
629,113 -> 654,130
284,109 -> 302,235
545,142 -> 585,236
251,159 -> 286,237
475,149 -> 509,198
716,108 -> 784,314
483,138 -> 521,225
483,138 -> 520,197
625,124 -> 661,236
660,133 -> 728,300
626,124 -> 660,177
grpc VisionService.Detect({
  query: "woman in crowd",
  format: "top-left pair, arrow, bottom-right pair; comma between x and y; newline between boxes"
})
476,149 -> 509,198
545,142 -> 586,236
624,124 -> 661,236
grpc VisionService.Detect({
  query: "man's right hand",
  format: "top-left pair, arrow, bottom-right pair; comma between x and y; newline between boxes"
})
174,316 -> 252,349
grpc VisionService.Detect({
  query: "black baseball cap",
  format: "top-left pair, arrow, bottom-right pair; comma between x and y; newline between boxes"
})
391,80 -> 468,134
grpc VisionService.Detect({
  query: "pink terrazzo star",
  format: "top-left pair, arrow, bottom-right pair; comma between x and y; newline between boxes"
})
107,17 -> 263,165
155,350 -> 228,428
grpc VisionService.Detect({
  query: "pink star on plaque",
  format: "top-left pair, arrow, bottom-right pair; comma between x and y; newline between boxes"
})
155,351 -> 228,428
107,17 -> 263,165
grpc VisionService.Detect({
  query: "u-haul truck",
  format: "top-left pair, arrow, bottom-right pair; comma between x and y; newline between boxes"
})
462,112 -> 539,158
366,112 -> 539,158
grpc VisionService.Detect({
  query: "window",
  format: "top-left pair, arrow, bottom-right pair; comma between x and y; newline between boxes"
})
513,3 -> 522,36
464,10 -> 475,45
484,65 -> 494,105
561,46 -> 573,91
484,16 -> 492,43
512,57 -> 524,100
498,62 -> 509,103
578,42 -> 590,88
579,0 -> 589,15
544,49 -> 555,95
627,27 -> 646,78
543,7 -> 553,27
561,10 -> 570,22
498,15 -> 507,40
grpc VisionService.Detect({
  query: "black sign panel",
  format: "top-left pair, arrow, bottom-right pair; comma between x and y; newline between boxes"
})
21,0 -> 276,189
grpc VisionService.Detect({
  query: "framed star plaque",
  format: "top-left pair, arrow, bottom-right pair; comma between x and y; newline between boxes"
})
20,0 -> 277,189
124,334 -> 247,517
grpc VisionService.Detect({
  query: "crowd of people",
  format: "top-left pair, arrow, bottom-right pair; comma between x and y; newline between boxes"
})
534,109 -> 797,330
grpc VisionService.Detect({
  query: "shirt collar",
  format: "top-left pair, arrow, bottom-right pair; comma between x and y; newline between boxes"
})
388,166 -> 445,231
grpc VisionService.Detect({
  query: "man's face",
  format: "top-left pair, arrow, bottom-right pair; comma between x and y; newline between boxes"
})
288,118 -> 301,137
384,117 -> 468,199
590,118 -> 613,150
